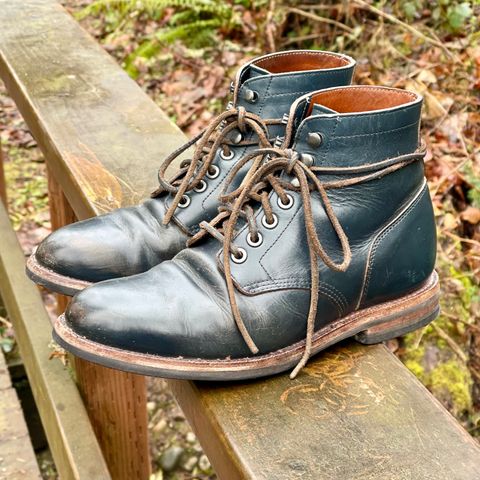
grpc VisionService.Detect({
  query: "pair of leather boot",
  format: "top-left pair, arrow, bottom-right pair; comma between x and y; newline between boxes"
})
27,50 -> 439,380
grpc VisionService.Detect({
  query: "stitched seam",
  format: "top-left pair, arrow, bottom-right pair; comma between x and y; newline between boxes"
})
322,115 -> 339,163
255,50 -> 350,66
244,278 -> 347,312
314,85 -> 417,102
312,102 -> 420,123
245,70 -> 347,89
258,201 -> 303,277
360,182 -> 427,305
333,120 -> 419,139
262,90 -> 311,98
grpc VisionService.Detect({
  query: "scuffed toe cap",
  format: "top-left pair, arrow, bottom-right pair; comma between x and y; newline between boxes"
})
62,260 -> 254,360
34,218 -> 122,282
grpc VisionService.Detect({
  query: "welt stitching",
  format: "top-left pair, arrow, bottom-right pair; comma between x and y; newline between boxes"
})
333,120 -> 419,140
361,184 -> 426,303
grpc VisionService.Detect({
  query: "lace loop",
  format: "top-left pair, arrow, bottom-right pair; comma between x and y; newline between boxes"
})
190,141 -> 427,378
152,107 -> 281,225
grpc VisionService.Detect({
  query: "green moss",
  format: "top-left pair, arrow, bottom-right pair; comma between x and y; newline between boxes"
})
3,147 -> 49,230
428,360 -> 472,415
403,341 -> 426,380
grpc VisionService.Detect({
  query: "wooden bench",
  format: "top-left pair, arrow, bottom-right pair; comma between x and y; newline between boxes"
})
1,1 -> 480,478
0,333 -> 41,479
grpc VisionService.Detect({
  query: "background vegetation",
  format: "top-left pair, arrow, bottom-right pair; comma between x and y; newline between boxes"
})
0,0 -> 479,478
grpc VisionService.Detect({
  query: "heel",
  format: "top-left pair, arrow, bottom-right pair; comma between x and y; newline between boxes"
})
355,305 -> 440,345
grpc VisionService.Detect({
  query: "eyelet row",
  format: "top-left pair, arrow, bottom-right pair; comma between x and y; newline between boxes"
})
230,194 -> 295,263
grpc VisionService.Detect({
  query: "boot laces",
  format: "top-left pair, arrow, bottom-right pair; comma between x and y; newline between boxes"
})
151,106 -> 283,225
189,142 -> 427,378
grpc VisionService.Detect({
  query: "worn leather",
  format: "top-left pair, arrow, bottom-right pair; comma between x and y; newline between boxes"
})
65,86 -> 437,359
35,50 -> 355,283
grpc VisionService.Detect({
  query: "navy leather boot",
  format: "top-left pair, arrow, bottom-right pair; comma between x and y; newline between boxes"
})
26,50 -> 355,295
55,85 -> 439,380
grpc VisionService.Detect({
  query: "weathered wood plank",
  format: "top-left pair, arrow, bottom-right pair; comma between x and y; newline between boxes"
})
0,347 -> 41,479
0,2 -> 158,476
1,1 -> 480,480
0,147 -> 6,206
171,343 -> 480,479
0,0 -> 185,221
46,167 -> 151,479
0,202 -> 111,480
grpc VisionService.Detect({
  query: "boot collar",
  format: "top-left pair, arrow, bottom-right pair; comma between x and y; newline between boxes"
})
231,50 -> 356,119
289,86 -> 423,167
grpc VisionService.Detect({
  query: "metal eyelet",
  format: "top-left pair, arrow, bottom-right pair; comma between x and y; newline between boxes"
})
193,179 -> 208,193
220,149 -> 235,161
206,165 -> 220,179
277,194 -> 294,210
178,194 -> 190,208
261,213 -> 278,229
231,247 -> 247,264
244,89 -> 259,104
230,131 -> 243,145
300,153 -> 315,167
307,132 -> 324,148
246,232 -> 263,247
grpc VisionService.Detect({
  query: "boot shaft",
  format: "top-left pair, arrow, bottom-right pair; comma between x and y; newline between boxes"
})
221,86 -> 436,314
171,51 -> 356,232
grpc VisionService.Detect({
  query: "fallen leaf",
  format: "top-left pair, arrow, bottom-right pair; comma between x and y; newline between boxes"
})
460,207 -> 480,225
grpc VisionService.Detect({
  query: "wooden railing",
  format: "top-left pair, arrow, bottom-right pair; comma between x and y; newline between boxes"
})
1,1 -> 480,479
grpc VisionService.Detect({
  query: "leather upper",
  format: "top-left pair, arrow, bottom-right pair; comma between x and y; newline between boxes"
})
35,50 -> 356,283
65,86 -> 437,359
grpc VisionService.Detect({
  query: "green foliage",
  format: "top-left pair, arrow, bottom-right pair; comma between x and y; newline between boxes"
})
80,0 -> 239,77
400,0 -> 475,33
4,148 -> 49,230
463,162 -> 480,208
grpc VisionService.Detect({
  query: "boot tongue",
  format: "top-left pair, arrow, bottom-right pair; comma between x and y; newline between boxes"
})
243,64 -> 270,79
284,96 -> 339,142
311,103 -> 338,115
237,64 -> 271,89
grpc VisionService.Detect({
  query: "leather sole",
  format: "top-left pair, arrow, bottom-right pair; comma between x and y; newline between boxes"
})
53,271 -> 440,381
26,253 -> 92,296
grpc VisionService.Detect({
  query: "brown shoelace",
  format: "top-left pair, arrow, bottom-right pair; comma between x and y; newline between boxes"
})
189,143 -> 427,378
151,106 -> 283,224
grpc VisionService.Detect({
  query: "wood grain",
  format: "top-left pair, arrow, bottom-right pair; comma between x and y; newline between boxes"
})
0,203 -> 110,479
47,169 -> 150,479
0,345 -> 41,480
171,342 -> 480,479
0,147 -> 7,207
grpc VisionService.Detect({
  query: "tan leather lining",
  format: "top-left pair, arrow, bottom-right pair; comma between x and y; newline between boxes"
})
308,87 -> 418,115
254,51 -> 350,73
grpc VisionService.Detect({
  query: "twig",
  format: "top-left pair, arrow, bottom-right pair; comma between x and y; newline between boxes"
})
431,323 -> 468,363
430,157 -> 469,198
353,0 -> 454,59
287,7 -> 355,34
442,230 -> 480,248
282,33 -> 329,47
265,0 -> 277,52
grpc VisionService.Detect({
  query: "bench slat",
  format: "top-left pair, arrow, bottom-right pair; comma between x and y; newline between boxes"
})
0,202 -> 111,479
1,1 -> 479,479
0,0 -> 185,221
171,343 -> 480,479
0,344 -> 41,479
